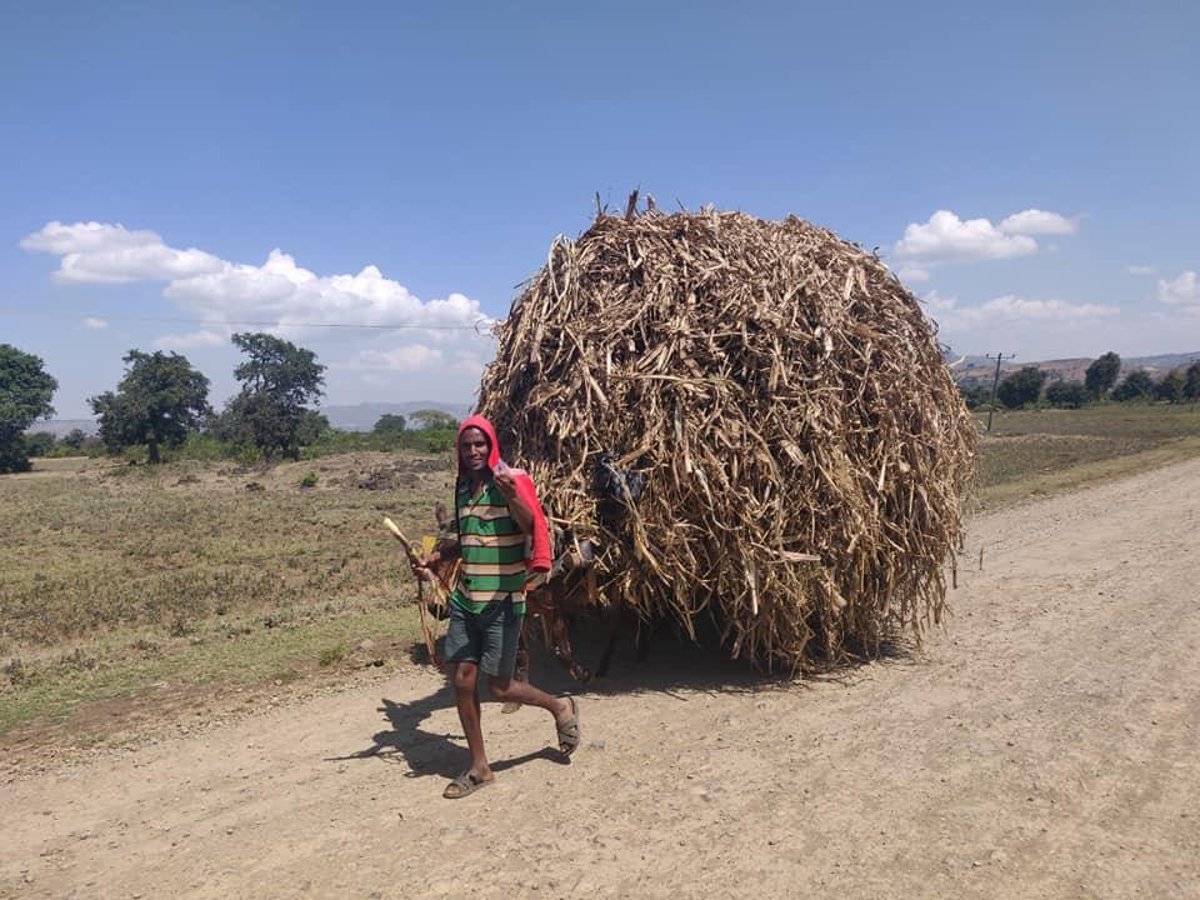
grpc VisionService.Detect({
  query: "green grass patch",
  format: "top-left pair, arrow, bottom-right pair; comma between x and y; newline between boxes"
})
0,604 -> 424,736
974,404 -> 1200,509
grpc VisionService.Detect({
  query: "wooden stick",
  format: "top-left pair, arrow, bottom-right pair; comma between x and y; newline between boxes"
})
384,517 -> 446,664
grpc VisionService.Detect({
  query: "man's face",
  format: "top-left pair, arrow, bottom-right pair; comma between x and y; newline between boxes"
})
458,427 -> 490,473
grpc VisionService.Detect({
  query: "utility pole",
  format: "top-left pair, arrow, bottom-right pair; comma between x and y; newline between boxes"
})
985,352 -> 1016,432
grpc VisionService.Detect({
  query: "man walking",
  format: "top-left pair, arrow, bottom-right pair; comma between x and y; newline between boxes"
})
417,415 -> 580,799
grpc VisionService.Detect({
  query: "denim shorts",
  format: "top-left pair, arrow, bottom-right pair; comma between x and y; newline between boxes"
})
443,596 -> 524,678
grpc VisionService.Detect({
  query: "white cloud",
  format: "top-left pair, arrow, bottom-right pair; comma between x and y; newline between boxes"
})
1157,271 -> 1199,310
21,220 -> 493,343
22,220 -> 156,254
897,265 -> 930,283
22,221 -> 224,284
973,295 -> 1118,323
892,207 -> 1078,273
919,290 -> 958,313
161,251 -> 491,339
19,222 -> 487,338
894,210 -> 1037,267
154,330 -> 227,351
998,209 -> 1079,236
338,343 -> 489,377
923,292 -> 1119,330
82,317 -> 108,329
24,220 -> 499,404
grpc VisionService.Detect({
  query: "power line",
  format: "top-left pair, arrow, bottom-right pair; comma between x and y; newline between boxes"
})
0,307 -> 496,332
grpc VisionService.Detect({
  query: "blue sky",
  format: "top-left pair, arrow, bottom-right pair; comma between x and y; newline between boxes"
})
2,1 -> 1197,419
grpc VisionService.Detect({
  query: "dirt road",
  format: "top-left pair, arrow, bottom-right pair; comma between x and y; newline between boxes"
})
4,459 -> 1199,899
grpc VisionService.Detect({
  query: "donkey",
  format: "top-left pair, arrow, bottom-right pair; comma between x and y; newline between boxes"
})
417,452 -> 648,689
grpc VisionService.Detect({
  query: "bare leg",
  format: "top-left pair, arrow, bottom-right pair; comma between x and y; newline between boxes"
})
452,662 -> 493,782
489,675 -> 574,738
501,626 -> 531,714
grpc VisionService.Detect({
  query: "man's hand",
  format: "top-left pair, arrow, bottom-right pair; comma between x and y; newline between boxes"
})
493,471 -> 518,500
412,550 -> 440,582
494,472 -> 534,535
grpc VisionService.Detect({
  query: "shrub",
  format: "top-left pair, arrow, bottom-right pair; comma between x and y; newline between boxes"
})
1155,368 -> 1187,404
1112,369 -> 1156,402
317,643 -> 346,667
1044,380 -> 1090,409
25,431 -> 57,457
997,366 -> 1047,408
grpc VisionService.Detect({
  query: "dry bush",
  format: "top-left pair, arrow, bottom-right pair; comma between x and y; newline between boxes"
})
478,204 -> 977,671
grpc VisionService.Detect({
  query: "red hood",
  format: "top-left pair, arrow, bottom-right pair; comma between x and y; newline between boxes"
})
454,414 -> 552,574
457,414 -> 501,476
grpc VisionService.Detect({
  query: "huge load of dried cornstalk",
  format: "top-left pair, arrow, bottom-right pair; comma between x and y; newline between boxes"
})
477,204 -> 977,671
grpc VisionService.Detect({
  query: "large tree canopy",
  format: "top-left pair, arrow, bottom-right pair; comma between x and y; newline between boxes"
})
1185,362 -> 1200,401
220,332 -> 326,460
1044,380 -> 1090,409
0,343 -> 58,473
372,413 -> 407,434
1111,369 -> 1156,402
407,408 -> 459,430
1155,368 -> 1187,404
1084,351 -> 1121,398
997,365 -> 1046,409
90,350 -> 211,463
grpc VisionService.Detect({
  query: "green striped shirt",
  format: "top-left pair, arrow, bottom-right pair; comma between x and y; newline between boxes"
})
451,477 -> 527,614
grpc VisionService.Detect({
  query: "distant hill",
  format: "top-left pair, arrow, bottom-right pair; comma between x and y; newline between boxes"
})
25,418 -> 98,437
952,351 -> 1200,386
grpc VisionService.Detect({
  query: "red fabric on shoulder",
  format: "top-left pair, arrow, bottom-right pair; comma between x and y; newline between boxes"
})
515,474 -> 552,573
457,414 -> 552,574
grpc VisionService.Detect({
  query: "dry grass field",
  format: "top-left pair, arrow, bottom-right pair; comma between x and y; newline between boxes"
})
0,452 -> 451,742
2,403 -> 1198,750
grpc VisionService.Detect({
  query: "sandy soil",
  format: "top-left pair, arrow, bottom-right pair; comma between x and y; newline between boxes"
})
3,459 -> 1199,899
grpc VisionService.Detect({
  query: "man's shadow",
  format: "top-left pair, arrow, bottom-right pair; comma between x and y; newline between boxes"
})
330,610 -> 913,778
327,656 -> 571,780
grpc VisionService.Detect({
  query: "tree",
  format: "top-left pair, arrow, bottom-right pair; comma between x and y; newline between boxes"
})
1184,362 -> 1200,402
221,333 -> 326,460
0,344 -> 57,473
25,431 -> 57,457
89,350 -> 211,463
996,366 -> 1046,409
372,413 -> 407,435
296,408 -> 331,446
408,408 -> 459,430
1044,380 -> 1090,409
1111,369 -> 1156,402
62,428 -> 88,452
1155,368 -> 1187,404
1084,351 -> 1121,399
956,382 -> 992,409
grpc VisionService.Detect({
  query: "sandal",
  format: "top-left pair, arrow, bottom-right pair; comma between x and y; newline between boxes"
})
442,770 -> 492,799
556,696 -> 581,758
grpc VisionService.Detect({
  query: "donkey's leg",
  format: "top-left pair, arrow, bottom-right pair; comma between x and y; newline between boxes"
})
548,611 -> 591,684
594,606 -> 622,679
